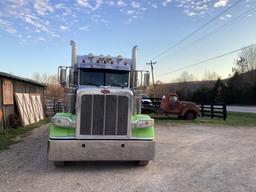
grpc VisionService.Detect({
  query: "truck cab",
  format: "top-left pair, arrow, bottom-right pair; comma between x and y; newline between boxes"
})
47,41 -> 155,166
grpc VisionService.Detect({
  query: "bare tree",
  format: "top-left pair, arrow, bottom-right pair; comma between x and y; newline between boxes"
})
175,71 -> 197,83
234,57 -> 249,73
202,71 -> 220,81
32,73 -> 58,84
31,73 -> 64,100
239,45 -> 256,71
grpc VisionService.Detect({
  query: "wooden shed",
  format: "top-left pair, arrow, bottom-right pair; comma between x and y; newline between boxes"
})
0,72 -> 46,130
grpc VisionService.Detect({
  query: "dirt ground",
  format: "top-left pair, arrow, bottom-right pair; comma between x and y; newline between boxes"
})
0,123 -> 256,192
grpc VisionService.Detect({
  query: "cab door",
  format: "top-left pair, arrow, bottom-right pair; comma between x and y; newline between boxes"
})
168,95 -> 181,114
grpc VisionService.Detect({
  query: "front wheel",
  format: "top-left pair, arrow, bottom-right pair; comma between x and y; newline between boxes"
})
185,112 -> 196,120
137,161 -> 149,166
54,161 -> 65,167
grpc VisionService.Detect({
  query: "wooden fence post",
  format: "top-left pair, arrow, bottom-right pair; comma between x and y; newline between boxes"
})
201,104 -> 204,117
211,104 -> 214,119
223,104 -> 227,121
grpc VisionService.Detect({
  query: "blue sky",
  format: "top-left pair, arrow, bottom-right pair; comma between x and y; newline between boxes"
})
0,0 -> 255,82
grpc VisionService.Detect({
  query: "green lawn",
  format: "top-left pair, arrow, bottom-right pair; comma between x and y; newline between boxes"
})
0,118 -> 50,151
152,112 -> 256,127
1,112 -> 255,152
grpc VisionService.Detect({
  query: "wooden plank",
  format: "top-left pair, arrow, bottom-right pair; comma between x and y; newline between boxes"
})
0,78 -> 3,131
2,79 -> 14,105
15,93 -> 44,126
0,109 -> 3,131
30,94 -> 44,121
15,93 -> 33,126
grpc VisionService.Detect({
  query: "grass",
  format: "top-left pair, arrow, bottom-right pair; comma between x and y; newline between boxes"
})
1,112 -> 255,151
152,112 -> 256,127
0,118 -> 50,151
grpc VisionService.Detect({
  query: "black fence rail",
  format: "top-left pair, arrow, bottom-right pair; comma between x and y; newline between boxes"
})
199,103 -> 227,120
45,99 -> 64,117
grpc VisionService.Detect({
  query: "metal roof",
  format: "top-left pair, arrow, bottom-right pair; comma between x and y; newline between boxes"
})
0,71 -> 47,87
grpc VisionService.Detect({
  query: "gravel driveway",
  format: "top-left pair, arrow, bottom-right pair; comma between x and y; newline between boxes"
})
1,123 -> 256,192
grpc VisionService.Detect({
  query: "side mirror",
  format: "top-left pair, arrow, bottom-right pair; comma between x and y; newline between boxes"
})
143,73 -> 150,87
59,67 -> 67,87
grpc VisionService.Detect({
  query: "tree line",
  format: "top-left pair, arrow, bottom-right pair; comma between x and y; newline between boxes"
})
181,71 -> 256,105
151,45 -> 256,105
31,73 -> 64,100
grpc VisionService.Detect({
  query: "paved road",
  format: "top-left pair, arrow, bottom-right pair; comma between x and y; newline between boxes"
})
1,124 -> 256,192
227,106 -> 256,114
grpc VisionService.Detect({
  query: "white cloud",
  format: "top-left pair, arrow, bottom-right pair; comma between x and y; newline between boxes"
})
76,0 -> 91,8
95,0 -> 104,9
0,19 -> 16,34
38,37 -> 46,41
33,0 -> 54,16
162,0 -> 172,7
55,3 -> 72,16
79,25 -> 89,31
117,0 -> 127,7
60,25 -> 69,31
0,0 -> 236,42
176,0 -> 212,16
76,0 -> 103,10
131,1 -> 140,8
214,0 -> 229,8
106,1 -> 114,6
219,14 -> 232,20
22,14 -> 52,34
151,4 -> 158,9
127,10 -> 135,15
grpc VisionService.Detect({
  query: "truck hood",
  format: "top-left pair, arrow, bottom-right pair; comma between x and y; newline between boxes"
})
181,101 -> 197,107
77,86 -> 133,96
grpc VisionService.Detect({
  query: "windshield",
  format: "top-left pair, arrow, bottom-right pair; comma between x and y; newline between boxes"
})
142,94 -> 150,99
80,68 -> 129,87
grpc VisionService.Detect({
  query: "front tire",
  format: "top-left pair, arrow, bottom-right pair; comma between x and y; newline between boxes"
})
185,111 -> 196,120
54,161 -> 65,167
138,161 -> 149,166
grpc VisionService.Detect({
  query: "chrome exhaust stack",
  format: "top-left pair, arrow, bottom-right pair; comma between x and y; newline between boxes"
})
131,45 -> 142,114
62,40 -> 77,113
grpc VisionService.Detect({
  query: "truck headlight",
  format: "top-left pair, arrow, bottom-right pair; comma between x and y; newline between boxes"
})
51,117 -> 76,128
133,119 -> 154,128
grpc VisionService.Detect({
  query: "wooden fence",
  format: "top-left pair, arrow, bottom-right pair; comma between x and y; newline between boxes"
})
199,103 -> 227,120
45,99 -> 64,117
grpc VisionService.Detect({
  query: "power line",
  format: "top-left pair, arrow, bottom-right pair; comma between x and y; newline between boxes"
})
152,0 -> 243,60
163,5 -> 256,59
157,43 -> 256,77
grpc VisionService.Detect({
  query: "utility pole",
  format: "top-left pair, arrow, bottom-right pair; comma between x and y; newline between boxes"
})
146,60 -> 157,98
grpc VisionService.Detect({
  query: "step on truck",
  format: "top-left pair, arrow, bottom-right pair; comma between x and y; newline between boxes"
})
47,40 -> 155,166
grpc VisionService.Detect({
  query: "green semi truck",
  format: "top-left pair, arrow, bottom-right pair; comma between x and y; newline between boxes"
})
47,41 -> 155,166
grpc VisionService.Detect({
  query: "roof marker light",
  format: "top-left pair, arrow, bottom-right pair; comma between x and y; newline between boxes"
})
99,55 -> 104,63
106,55 -> 112,63
88,53 -> 94,62
117,55 -> 123,63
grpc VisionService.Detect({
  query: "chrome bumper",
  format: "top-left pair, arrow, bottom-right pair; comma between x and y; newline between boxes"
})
48,139 -> 155,161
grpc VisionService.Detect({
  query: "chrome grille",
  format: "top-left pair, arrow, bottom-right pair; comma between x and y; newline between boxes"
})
80,94 -> 128,136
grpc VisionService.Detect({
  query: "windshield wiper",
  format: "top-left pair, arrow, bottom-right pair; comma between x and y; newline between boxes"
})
84,82 -> 102,86
108,83 -> 125,88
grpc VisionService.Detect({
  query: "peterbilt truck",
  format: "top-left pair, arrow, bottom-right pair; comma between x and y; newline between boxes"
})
47,40 -> 155,166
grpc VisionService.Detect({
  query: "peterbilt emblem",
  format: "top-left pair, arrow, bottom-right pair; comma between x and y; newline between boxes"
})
101,90 -> 110,94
